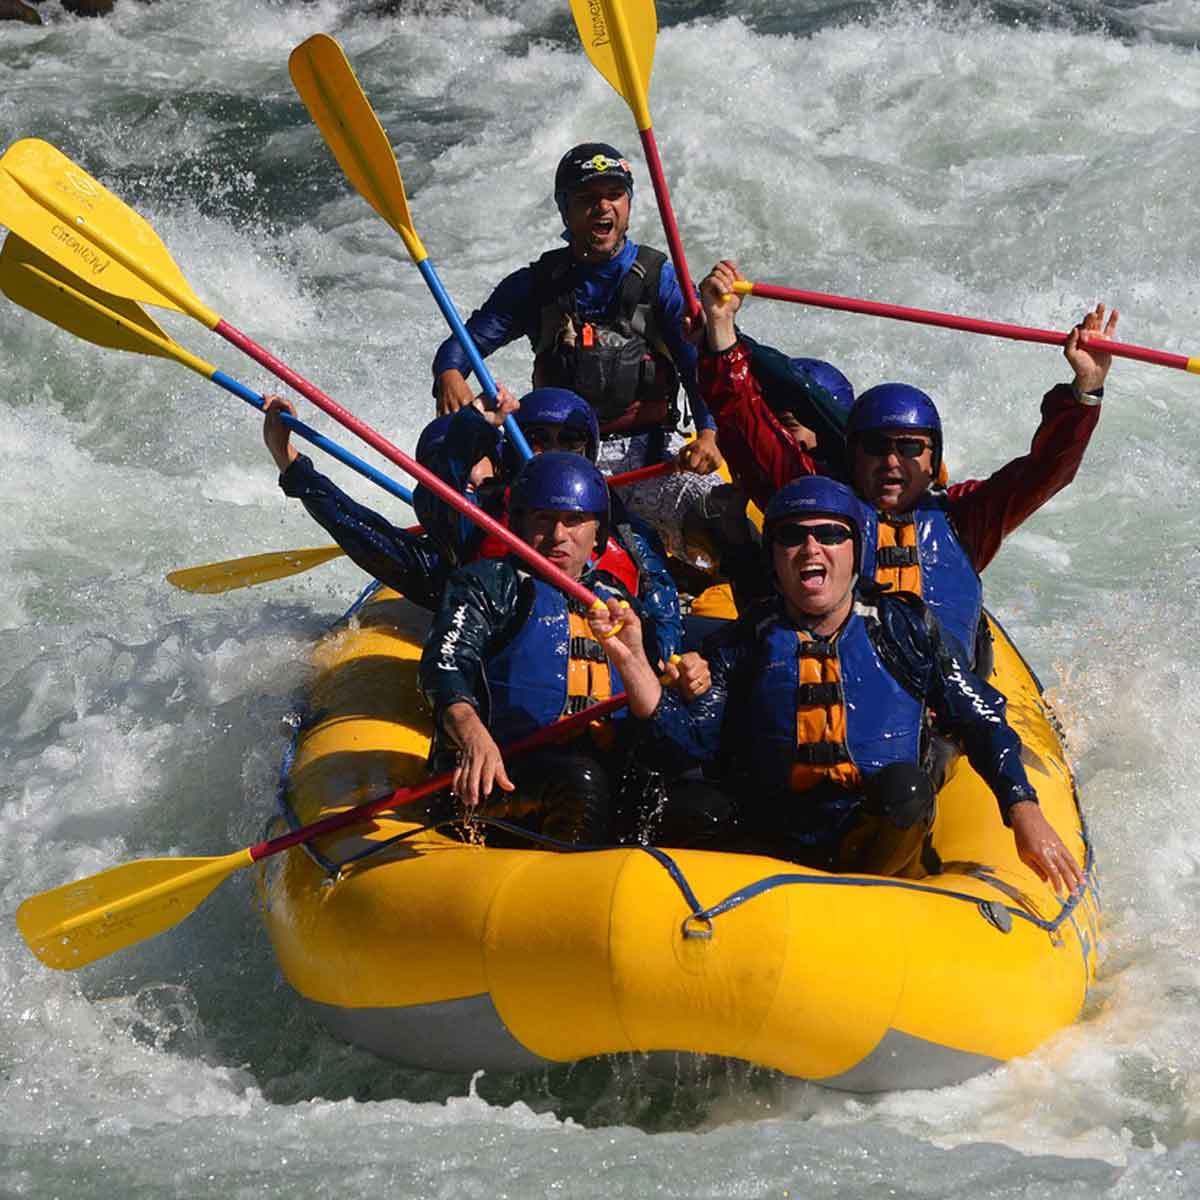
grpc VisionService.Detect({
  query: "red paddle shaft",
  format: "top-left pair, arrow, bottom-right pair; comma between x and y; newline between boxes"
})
740,281 -> 1198,374
639,128 -> 701,325
248,693 -> 630,863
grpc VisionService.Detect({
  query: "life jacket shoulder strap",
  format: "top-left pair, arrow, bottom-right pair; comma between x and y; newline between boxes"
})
529,246 -> 576,307
617,245 -> 667,340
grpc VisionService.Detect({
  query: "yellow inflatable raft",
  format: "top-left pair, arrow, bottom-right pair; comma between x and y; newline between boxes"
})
257,586 -> 1099,1092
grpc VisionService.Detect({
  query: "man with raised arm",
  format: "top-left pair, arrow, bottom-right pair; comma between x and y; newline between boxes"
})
696,259 -> 1116,662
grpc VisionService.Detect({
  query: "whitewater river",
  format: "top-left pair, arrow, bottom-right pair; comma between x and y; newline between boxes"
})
2,1 -> 1199,1195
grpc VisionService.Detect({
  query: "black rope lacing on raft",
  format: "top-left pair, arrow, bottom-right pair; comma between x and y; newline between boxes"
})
269,782 -> 1098,941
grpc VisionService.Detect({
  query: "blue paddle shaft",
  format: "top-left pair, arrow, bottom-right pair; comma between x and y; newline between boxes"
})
212,371 -> 414,506
416,257 -> 534,462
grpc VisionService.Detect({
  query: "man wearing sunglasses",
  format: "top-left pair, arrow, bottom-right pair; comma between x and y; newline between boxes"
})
696,259 -> 1116,663
588,476 -> 1082,893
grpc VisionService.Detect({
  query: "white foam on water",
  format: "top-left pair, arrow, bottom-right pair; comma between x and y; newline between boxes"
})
3,1 -> 1200,1196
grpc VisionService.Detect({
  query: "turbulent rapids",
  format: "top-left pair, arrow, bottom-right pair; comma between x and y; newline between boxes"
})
3,3 -> 1200,1198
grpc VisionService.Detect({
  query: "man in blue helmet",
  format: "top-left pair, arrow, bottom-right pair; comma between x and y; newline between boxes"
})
589,476 -> 1083,892
440,385 -> 686,662
420,452 -> 646,841
696,260 -> 1116,661
429,142 -> 727,566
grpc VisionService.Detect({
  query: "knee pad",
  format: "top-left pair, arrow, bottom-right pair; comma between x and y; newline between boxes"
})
866,763 -> 935,831
536,753 -> 613,845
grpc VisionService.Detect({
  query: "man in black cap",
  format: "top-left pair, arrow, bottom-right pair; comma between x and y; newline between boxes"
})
430,142 -> 725,566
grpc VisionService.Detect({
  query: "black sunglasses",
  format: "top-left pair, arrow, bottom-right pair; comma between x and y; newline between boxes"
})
772,522 -> 854,548
525,424 -> 590,453
857,433 -> 932,459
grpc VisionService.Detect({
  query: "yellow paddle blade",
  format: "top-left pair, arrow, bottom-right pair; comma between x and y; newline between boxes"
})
570,0 -> 657,131
16,849 -> 253,970
0,232 -> 177,359
166,544 -> 346,593
289,34 -> 427,264
0,138 -> 217,324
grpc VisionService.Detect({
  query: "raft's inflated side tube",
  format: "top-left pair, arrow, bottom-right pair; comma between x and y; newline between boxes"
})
258,587 -> 1099,1092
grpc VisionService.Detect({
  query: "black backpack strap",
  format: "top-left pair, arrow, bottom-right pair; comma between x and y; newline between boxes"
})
530,248 -> 578,355
620,245 -> 666,336
530,247 -> 576,305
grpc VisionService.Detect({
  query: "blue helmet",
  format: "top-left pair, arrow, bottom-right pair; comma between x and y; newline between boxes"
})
763,476 -> 876,579
846,383 -> 942,472
554,142 -> 634,224
790,358 -> 855,417
512,387 -> 600,464
415,413 -> 455,468
509,451 -> 610,548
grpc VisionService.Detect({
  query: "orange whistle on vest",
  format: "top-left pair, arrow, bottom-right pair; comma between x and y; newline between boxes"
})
581,323 -> 595,349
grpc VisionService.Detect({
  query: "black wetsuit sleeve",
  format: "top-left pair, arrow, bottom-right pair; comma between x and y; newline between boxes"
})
912,603 -> 1038,821
636,622 -> 746,777
430,266 -> 539,384
279,454 -> 448,609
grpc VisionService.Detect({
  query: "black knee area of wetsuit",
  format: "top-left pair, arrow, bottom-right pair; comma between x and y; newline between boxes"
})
503,749 -> 613,845
863,762 -> 935,831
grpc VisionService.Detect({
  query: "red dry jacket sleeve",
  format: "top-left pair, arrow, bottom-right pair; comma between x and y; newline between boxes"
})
946,383 -> 1101,571
698,340 -> 821,510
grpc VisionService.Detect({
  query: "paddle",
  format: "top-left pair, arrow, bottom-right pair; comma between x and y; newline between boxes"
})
0,232 -> 417,514
0,139 -> 602,609
731,279 -> 1198,376
16,693 -> 630,971
569,0 -> 701,324
165,458 -> 679,594
166,545 -> 349,594
287,34 -> 532,461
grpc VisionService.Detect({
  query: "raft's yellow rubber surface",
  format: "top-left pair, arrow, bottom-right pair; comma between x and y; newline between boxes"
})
258,587 -> 1099,1091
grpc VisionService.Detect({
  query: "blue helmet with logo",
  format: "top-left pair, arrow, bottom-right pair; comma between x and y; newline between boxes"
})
512,387 -> 600,464
790,358 -> 855,417
846,383 -> 943,472
554,142 -> 634,223
763,476 -> 876,579
510,451 -> 610,548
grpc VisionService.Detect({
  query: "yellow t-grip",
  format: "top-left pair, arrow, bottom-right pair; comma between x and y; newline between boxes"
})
720,279 -> 754,304
592,598 -> 628,640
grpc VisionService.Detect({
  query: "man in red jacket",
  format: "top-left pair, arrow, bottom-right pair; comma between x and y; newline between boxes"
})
695,258 -> 1116,660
